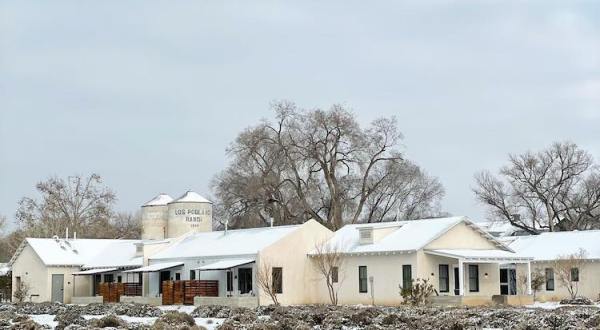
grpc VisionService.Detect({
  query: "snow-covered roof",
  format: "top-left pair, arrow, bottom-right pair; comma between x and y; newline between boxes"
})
124,262 -> 184,273
504,230 -> 600,261
73,268 -> 117,275
81,240 -> 143,269
476,221 -> 530,237
196,258 -> 255,271
425,249 -> 532,262
312,216 -> 509,255
10,238 -> 142,268
142,193 -> 173,207
170,191 -> 211,204
150,223 -> 303,260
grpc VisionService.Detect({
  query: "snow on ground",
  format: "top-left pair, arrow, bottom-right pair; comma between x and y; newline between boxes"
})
158,304 -> 197,314
526,301 -> 600,309
27,314 -> 58,329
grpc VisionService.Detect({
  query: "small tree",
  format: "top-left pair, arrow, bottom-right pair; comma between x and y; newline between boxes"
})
554,248 -> 587,299
256,259 -> 281,306
311,240 -> 346,305
517,269 -> 544,298
13,280 -> 30,303
399,278 -> 435,306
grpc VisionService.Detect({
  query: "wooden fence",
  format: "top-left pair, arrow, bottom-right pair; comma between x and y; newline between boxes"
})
99,283 -> 124,303
123,283 -> 143,296
162,280 -> 219,305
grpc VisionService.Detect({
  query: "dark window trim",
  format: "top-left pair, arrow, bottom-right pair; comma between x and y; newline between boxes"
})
468,265 -> 479,292
272,267 -> 283,294
439,264 -> 449,293
226,270 -> 233,292
359,266 -> 368,293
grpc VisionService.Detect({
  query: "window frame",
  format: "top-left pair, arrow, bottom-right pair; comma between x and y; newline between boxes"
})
570,267 -> 579,282
468,265 -> 479,292
190,270 -> 196,280
331,266 -> 339,283
226,270 -> 233,292
272,267 -> 283,294
358,266 -> 368,293
438,264 -> 449,293
545,268 -> 554,291
402,265 -> 412,290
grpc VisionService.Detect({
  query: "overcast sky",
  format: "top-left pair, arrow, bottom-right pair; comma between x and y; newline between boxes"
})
1,1 -> 599,229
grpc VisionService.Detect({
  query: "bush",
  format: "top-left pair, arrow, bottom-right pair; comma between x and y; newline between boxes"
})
88,314 -> 126,328
13,281 -> 30,303
399,278 -> 435,306
153,311 -> 196,327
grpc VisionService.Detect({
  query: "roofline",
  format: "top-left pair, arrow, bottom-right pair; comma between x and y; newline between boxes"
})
309,249 -> 418,257
424,249 -> 534,262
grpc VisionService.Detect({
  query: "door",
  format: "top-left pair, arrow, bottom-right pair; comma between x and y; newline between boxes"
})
51,274 -> 64,303
500,268 -> 517,295
238,268 -> 252,294
453,267 -> 460,295
159,271 -> 170,294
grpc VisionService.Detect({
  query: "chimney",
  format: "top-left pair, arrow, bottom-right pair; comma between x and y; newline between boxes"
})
269,217 -> 274,228
74,232 -> 77,240
65,227 -> 69,240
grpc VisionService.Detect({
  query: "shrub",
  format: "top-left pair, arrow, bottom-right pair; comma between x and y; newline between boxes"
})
88,314 -> 126,328
399,278 -> 435,306
13,280 -> 30,303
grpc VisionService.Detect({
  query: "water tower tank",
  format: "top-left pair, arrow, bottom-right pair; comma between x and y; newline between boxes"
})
141,193 -> 173,240
167,190 -> 212,238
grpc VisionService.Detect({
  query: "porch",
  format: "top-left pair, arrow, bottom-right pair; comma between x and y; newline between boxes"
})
424,249 -> 534,306
71,267 -> 144,304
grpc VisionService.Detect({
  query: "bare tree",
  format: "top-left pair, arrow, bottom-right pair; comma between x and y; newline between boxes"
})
104,211 -> 142,239
213,101 -> 445,230
554,248 -> 587,299
16,174 -> 116,237
0,215 -> 6,236
256,259 -> 282,306
312,240 -> 346,305
474,142 -> 600,233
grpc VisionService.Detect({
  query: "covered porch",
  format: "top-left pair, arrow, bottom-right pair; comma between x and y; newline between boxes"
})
71,267 -> 143,304
192,258 -> 258,308
424,249 -> 534,306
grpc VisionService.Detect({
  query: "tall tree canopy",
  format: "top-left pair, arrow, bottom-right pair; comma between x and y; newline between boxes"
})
474,141 -> 600,233
212,101 -> 445,230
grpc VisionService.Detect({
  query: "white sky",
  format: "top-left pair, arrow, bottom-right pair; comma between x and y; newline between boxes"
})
1,1 -> 599,229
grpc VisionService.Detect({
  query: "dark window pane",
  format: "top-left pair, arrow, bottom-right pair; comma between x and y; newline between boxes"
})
439,265 -> 449,293
226,271 -> 233,292
468,265 -> 479,292
272,267 -> 283,294
190,270 -> 196,280
545,268 -> 554,291
500,269 -> 508,283
402,265 -> 412,290
359,266 -> 368,293
175,273 -> 181,281
571,268 -> 579,282
331,267 -> 338,283
104,274 -> 114,283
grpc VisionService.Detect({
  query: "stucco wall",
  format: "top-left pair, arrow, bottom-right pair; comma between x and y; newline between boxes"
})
11,245 -> 48,302
517,261 -> 600,301
258,220 -> 333,306
425,222 -> 498,250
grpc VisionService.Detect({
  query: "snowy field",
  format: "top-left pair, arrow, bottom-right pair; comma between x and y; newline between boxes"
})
3,302 -> 600,329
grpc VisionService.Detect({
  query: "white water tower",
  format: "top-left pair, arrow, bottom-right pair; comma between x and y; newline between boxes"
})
166,190 -> 213,238
141,193 -> 173,240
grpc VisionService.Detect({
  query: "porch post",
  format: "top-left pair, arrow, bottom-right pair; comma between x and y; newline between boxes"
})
526,261 -> 532,295
458,258 -> 464,296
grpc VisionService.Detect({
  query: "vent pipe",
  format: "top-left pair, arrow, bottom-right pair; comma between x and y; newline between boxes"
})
224,219 -> 228,235
66,227 -> 69,240
74,232 -> 77,240
270,217 -> 274,228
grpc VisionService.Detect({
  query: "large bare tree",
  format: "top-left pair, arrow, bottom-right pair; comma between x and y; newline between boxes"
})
474,142 -> 600,233
212,101 -> 445,230
16,174 -> 116,237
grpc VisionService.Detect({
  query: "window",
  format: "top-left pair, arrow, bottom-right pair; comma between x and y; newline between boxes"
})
468,265 -> 479,292
94,275 -> 101,295
190,270 -> 196,280
238,268 -> 253,294
272,267 -> 283,294
104,274 -> 114,283
117,276 -> 122,283
402,265 -> 412,290
331,267 -> 339,283
359,266 -> 368,293
545,268 -> 554,291
439,265 -> 449,293
175,273 -> 181,281
226,271 -> 233,292
570,268 -> 579,282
